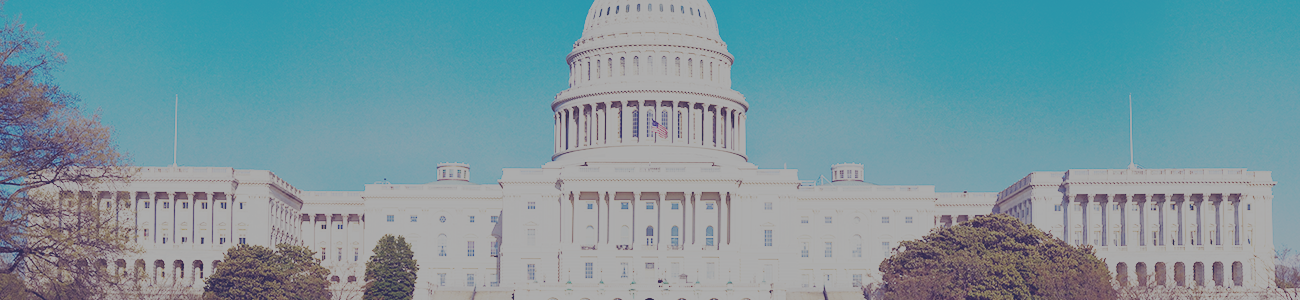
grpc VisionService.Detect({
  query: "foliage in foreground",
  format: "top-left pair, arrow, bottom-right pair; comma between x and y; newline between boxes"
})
879,214 -> 1116,300
364,235 -> 419,300
203,244 -> 332,300
0,7 -> 135,300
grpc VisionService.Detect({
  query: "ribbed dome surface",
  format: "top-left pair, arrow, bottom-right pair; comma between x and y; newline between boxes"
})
580,0 -> 722,45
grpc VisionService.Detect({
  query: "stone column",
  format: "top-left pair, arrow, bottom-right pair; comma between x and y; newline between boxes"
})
620,101 -> 632,144
632,191 -> 640,247
656,191 -> 664,250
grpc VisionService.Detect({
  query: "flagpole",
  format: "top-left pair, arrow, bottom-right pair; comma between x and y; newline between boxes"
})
1128,93 -> 1135,170
173,94 -> 178,167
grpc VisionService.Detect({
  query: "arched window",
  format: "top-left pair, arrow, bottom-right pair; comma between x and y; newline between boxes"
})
596,60 -> 601,78
675,57 -> 681,76
632,109 -> 640,137
660,4 -> 664,12
662,56 -> 668,75
671,226 -> 679,237
637,4 -> 641,11
615,6 -> 619,14
438,234 -> 448,257
633,56 -> 639,75
608,58 -> 613,78
585,226 -> 596,245
706,226 -> 714,236
687,59 -> 693,77
676,112 -> 683,138
620,57 -> 626,76
671,5 -> 675,12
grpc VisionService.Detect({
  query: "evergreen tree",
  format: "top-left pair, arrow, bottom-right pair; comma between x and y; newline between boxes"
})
203,244 -> 332,300
879,214 -> 1116,300
364,235 -> 419,300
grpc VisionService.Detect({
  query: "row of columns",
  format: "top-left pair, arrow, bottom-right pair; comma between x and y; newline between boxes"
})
104,258 -> 217,287
570,52 -> 732,88
1064,193 -> 1257,247
559,191 -> 731,250
1117,261 -> 1248,288
555,100 -> 745,154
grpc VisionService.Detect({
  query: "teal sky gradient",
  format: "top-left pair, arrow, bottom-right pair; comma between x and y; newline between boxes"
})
9,0 -> 1298,247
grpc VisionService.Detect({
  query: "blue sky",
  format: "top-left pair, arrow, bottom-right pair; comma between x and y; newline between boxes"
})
9,0 -> 1297,248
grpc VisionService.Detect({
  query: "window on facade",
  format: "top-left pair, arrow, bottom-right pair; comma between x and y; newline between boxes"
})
162,238 -> 167,244
411,215 -> 418,222
1113,204 -> 1120,210
181,237 -> 187,243
491,241 -> 499,256
824,242 -> 833,257
621,262 -> 629,278
585,262 -> 594,278
764,230 -> 773,246
706,203 -> 714,210
467,241 -> 475,257
646,202 -> 654,210
491,216 -> 498,223
671,203 -> 679,210
801,216 -> 809,224
181,202 -> 188,209
882,217 -> 890,224
200,237 -> 205,244
438,273 -> 446,286
338,224 -> 344,229
438,234 -> 448,256
321,225 -> 327,229
337,248 -> 343,261
470,216 -> 476,223
853,274 -> 864,287
621,202 -> 629,209
467,274 -> 474,287
239,203 -> 244,209
527,264 -> 536,280
219,202 -> 226,209
386,215 -> 394,222
646,262 -> 655,269
163,202 -> 170,209
825,216 -> 833,224
587,203 -> 594,209
905,216 -> 913,223
1247,204 -> 1252,210
527,229 -> 536,246
219,237 -> 225,244
354,248 -> 359,261
801,242 -> 809,257
527,202 -> 536,209
881,242 -> 891,254
632,110 -> 640,137
239,238 -> 246,244
765,202 -> 773,210
201,202 -> 208,209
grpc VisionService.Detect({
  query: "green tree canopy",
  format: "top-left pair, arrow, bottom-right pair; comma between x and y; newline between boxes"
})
203,244 -> 332,300
879,214 -> 1116,300
364,234 -> 418,300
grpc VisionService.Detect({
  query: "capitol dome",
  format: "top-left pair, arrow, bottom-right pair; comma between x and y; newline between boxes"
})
551,0 -> 749,166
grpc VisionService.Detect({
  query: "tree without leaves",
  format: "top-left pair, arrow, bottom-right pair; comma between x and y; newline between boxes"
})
203,244 -> 332,300
879,214 -> 1116,300
363,235 -> 418,300
0,7 -> 136,300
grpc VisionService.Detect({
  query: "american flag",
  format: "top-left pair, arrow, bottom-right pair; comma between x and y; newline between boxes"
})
652,119 -> 669,139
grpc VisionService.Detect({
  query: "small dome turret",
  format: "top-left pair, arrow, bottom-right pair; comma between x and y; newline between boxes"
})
831,163 -> 865,182
436,163 -> 470,182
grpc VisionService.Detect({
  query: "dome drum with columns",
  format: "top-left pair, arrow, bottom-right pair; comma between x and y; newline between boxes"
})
553,0 -> 748,166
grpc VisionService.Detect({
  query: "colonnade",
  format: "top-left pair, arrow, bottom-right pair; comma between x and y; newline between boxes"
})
559,191 -> 731,251
1115,260 -> 1250,288
554,100 -> 745,156
1063,193 -> 1258,247
570,52 -> 732,88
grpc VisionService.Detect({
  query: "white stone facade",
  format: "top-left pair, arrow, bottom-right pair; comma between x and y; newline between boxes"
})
83,1 -> 1277,299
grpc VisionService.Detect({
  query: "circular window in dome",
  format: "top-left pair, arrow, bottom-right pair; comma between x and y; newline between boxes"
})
439,216 -> 447,223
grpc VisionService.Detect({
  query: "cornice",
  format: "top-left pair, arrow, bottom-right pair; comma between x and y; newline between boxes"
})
568,44 -> 734,64
1064,180 -> 1257,185
937,203 -> 996,207
553,89 -> 747,111
798,197 -> 936,201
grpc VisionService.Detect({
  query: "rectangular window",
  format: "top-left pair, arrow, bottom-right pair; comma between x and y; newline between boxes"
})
801,242 -> 809,257
219,237 -> 226,244
337,248 -> 343,261
239,203 -> 244,209
706,203 -> 714,210
621,202 -> 629,209
338,224 -> 344,229
163,202 -> 170,209
411,215 -> 418,222
143,229 -> 149,237
527,229 -> 537,246
387,215 -> 395,222
764,230 -> 773,246
671,203 -> 679,210
144,202 -> 150,208
825,242 -> 833,257
354,248 -> 359,261
239,238 -> 246,244
321,224 -> 327,230
586,203 -> 594,209
491,216 -> 498,223
1247,204 -> 1251,210
163,237 -> 168,244
470,216 -> 476,223
1055,204 -> 1062,211
646,262 -> 655,269
906,216 -> 913,223
825,216 -> 833,224
854,243 -> 862,257
882,217 -> 890,224
438,273 -> 447,286
200,237 -> 205,244
181,237 -> 187,243
646,202 -> 654,210
801,216 -> 809,224
706,237 -> 714,246
201,202 -> 208,209
853,274 -> 864,287
707,262 -> 716,279
181,202 -> 188,209
765,202 -> 773,210
621,262 -> 629,278
585,262 -> 594,279
219,202 -> 226,209
1113,204 -> 1120,210
467,241 -> 475,257
881,242 -> 891,254
490,241 -> 499,256
527,264 -> 536,280
466,274 -> 474,287
527,201 -> 536,209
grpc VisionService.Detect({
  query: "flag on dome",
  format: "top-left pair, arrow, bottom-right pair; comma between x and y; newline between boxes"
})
652,119 -> 669,138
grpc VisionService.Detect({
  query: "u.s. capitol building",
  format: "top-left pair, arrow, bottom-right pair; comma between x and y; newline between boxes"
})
98,0 -> 1279,299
